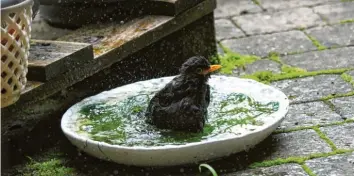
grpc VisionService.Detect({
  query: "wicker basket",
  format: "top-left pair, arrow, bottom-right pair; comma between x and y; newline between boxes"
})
1,0 -> 33,108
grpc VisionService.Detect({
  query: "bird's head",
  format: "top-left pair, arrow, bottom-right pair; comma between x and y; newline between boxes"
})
179,56 -> 222,77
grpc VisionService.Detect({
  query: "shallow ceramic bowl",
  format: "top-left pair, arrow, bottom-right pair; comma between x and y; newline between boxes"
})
61,75 -> 289,167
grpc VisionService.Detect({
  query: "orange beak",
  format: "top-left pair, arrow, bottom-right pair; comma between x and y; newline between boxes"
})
202,65 -> 222,75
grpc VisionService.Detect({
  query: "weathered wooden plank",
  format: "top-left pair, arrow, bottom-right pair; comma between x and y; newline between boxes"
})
27,40 -> 94,81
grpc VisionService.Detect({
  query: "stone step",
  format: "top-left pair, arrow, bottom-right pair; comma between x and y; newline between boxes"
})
28,40 -> 94,82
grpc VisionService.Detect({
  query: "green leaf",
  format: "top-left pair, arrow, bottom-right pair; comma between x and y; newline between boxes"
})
199,164 -> 218,176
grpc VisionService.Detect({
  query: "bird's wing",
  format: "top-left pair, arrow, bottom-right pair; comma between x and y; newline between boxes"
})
205,84 -> 210,107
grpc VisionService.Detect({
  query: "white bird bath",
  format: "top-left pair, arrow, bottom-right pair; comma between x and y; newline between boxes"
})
61,75 -> 289,167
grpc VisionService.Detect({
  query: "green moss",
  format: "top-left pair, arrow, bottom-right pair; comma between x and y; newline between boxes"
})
297,27 -> 306,31
242,67 -> 348,84
312,127 -> 337,151
250,149 -> 353,169
252,0 -> 261,5
341,73 -> 354,87
320,91 -> 354,100
301,165 -> 317,176
274,119 -> 354,134
340,19 -> 354,24
304,149 -> 354,160
273,126 -> 313,134
218,44 -> 260,74
242,71 -> 274,84
250,157 -> 305,168
288,95 -> 297,100
281,65 -> 307,73
18,152 -> 76,176
341,0 -> 354,2
322,100 -> 336,112
287,51 -> 304,55
209,55 -> 221,65
304,33 -> 327,50
267,52 -> 283,64
77,92 -> 278,146
341,73 -> 353,82
24,159 -> 74,176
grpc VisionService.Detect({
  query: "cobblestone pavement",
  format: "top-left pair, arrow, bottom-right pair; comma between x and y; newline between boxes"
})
4,1 -> 354,176
215,0 -> 354,175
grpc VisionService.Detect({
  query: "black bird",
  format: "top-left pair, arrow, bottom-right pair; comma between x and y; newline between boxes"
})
145,56 -> 222,133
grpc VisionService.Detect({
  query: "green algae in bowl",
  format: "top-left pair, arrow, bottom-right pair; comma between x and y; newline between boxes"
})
61,75 -> 289,167
77,92 -> 279,147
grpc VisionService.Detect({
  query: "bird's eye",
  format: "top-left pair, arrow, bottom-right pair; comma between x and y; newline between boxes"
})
196,68 -> 203,73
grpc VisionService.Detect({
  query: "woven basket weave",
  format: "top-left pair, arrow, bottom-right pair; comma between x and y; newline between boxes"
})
1,0 -> 33,108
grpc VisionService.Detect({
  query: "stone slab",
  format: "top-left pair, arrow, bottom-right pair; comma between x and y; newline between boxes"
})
306,152 -> 354,176
259,0 -> 337,11
282,47 -> 354,71
266,130 -> 332,159
236,59 -> 281,76
347,70 -> 354,78
330,96 -> 354,120
220,31 -> 316,58
306,23 -> 354,48
271,75 -> 353,103
225,164 -> 308,176
320,123 -> 354,150
232,7 -> 323,35
27,40 -> 94,82
314,2 -> 354,24
215,19 -> 245,41
214,0 -> 262,18
217,43 -> 224,55
278,101 -> 343,130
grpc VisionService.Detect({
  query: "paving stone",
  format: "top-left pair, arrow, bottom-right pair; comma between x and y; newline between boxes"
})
259,0 -> 337,11
217,43 -> 225,55
282,47 -> 354,71
220,31 -> 316,57
266,130 -> 332,159
214,0 -> 262,18
271,75 -> 353,103
306,152 -> 354,176
320,123 -> 354,150
279,101 -> 343,130
224,164 -> 308,176
347,70 -> 354,78
236,59 -> 281,76
314,2 -> 354,24
232,8 -> 323,35
306,23 -> 354,48
330,96 -> 354,120
215,19 -> 245,41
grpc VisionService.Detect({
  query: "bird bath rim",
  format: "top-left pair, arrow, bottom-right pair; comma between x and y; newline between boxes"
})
61,75 -> 289,166
61,75 -> 289,150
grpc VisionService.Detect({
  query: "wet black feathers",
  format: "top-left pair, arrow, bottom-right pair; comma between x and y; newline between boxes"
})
145,56 -> 212,133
